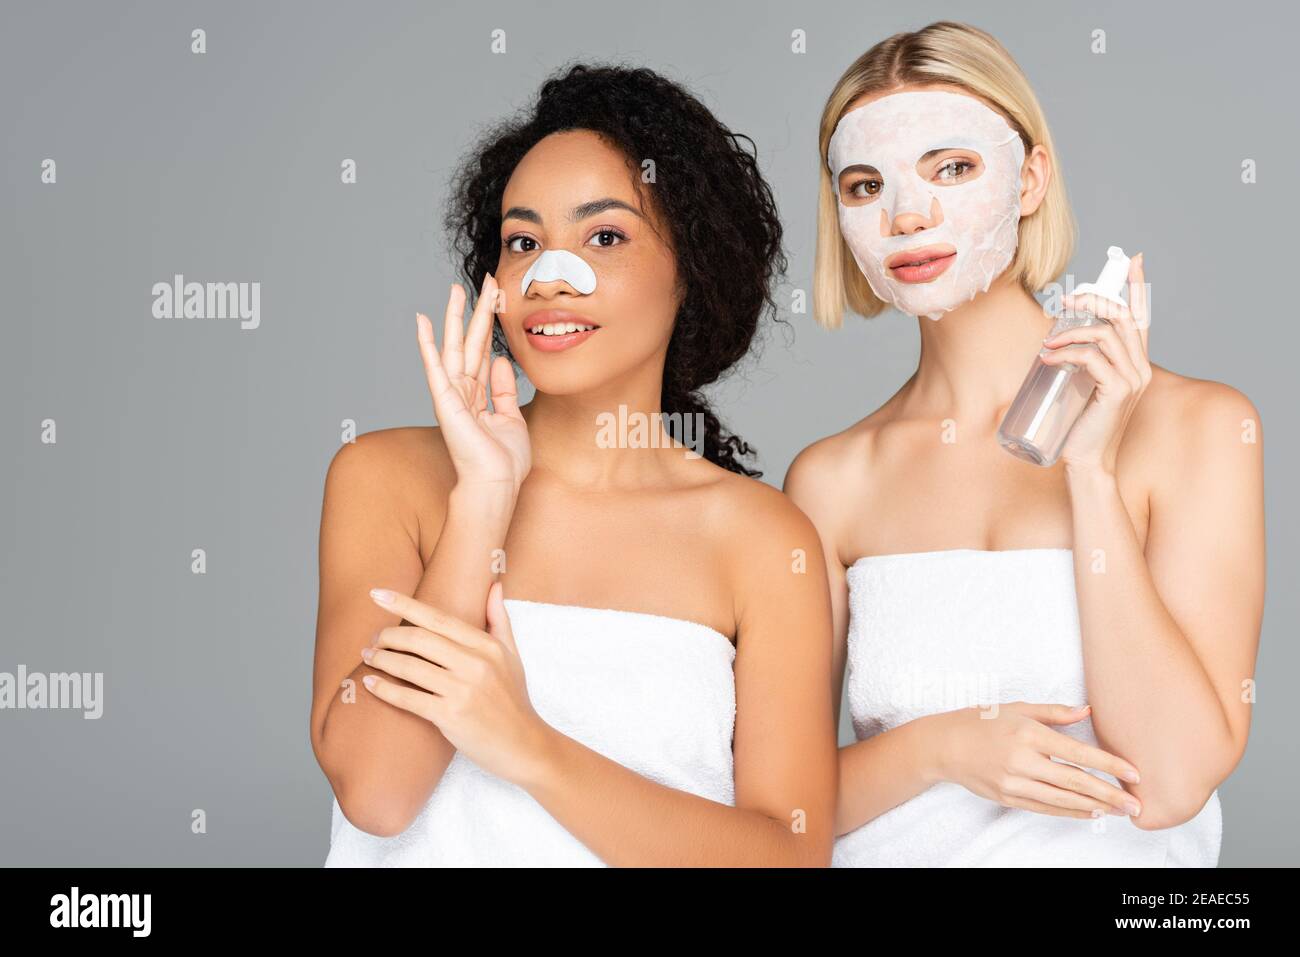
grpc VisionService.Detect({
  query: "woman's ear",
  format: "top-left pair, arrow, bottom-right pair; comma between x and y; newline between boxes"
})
1018,143 -> 1052,218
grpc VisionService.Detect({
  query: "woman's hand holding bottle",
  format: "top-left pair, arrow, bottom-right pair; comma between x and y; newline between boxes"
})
1040,253 -> 1152,476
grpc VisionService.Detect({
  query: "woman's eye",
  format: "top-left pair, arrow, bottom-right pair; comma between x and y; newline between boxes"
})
936,159 -> 976,182
505,235 -> 538,253
587,228 -> 627,248
850,178 -> 882,199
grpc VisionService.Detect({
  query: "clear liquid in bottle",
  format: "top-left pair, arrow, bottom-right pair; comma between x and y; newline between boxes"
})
997,246 -> 1131,467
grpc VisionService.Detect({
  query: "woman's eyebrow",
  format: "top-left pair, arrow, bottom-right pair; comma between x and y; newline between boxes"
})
502,206 -> 542,224
569,197 -> 644,221
502,197 -> 644,225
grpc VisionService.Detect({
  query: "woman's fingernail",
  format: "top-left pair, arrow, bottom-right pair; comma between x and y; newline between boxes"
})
1126,800 -> 1142,817
361,647 -> 374,663
362,675 -> 377,690
1122,769 -> 1141,784
370,588 -> 395,605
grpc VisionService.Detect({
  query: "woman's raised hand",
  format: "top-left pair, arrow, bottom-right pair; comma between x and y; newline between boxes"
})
1041,252 -> 1152,475
932,701 -> 1144,820
416,273 -> 531,497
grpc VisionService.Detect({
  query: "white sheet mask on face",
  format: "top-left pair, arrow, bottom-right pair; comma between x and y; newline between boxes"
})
520,249 -> 598,296
827,90 -> 1027,320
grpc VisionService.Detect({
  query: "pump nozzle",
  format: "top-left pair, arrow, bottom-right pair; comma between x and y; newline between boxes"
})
1071,245 -> 1130,306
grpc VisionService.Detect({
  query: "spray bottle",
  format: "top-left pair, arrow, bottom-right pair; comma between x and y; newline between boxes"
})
997,246 -> 1131,467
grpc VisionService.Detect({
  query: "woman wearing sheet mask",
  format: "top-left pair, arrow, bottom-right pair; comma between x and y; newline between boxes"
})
785,22 -> 1264,866
311,64 -> 837,866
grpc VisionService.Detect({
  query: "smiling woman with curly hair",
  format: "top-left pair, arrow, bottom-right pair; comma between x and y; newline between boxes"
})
310,62 -> 837,867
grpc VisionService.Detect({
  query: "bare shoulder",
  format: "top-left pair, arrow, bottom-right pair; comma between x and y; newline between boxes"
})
693,466 -> 832,623
784,399 -> 900,533
321,427 -> 457,545
708,466 -> 823,549
1126,365 -> 1263,490
1130,365 -> 1262,457
325,425 -> 453,492
786,427 -> 861,499
658,452 -> 824,569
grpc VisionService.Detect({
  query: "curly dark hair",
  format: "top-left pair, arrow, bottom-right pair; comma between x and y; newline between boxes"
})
444,61 -> 786,478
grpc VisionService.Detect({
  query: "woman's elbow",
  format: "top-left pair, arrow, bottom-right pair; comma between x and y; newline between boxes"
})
333,780 -> 419,838
313,730 -> 419,838
1130,781 -> 1219,831
1131,745 -> 1242,831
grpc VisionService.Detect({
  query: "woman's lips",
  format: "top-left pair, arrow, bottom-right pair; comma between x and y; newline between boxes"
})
526,327 -> 599,352
523,310 -> 601,352
887,249 -> 957,283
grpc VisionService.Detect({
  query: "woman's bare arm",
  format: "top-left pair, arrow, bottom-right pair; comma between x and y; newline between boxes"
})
312,279 -> 531,837
784,441 -> 947,834
309,430 -> 514,837
1068,379 -> 1265,829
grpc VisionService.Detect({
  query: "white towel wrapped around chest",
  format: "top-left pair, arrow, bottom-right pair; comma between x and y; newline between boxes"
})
325,598 -> 737,867
835,548 -> 1222,868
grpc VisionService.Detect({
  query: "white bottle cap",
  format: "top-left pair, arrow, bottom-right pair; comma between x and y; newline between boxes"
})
1072,245 -> 1130,306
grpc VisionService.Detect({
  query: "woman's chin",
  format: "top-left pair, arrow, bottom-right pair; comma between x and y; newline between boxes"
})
518,367 -> 611,399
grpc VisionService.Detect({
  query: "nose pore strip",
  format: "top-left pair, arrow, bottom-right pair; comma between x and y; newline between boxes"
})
521,249 -> 597,296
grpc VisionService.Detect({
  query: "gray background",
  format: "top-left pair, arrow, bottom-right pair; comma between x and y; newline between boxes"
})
1,0 -> 1294,866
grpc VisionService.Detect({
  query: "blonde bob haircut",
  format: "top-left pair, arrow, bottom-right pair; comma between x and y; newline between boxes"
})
814,21 -> 1076,329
